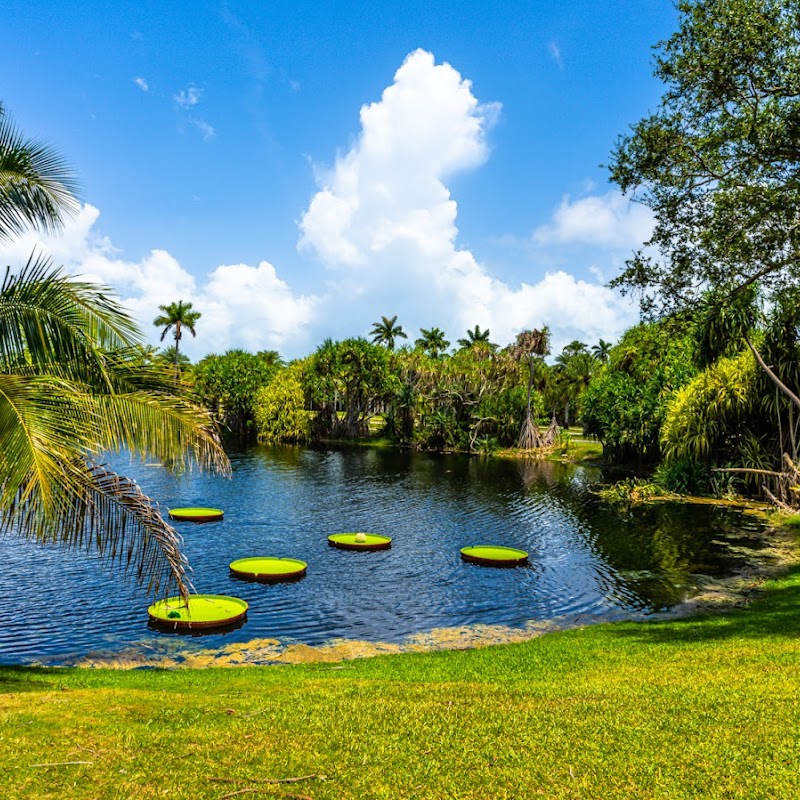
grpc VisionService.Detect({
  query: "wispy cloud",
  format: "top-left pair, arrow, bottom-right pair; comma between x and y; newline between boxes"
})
133,77 -> 149,92
174,84 -> 201,109
548,41 -> 564,70
190,118 -> 216,141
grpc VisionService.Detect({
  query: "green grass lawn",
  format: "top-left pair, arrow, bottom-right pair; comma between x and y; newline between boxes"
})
2,568 -> 799,799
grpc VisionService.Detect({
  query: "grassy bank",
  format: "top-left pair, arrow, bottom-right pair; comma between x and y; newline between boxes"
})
2,568 -> 799,800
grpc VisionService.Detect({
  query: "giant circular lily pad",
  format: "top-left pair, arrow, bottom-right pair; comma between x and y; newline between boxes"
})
460,545 -> 529,567
147,594 -> 248,631
328,532 -> 392,551
168,507 -> 224,523
229,556 -> 307,583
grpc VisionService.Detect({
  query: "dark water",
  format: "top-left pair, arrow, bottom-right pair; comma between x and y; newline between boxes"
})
0,447 -> 770,665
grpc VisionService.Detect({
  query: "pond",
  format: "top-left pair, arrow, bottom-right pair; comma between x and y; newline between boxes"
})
0,446 -> 775,666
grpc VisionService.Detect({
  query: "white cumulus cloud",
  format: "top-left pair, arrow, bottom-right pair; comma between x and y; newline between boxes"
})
298,49 -> 634,353
533,190 -> 654,249
1,50 -> 639,362
133,77 -> 149,92
0,205 -> 317,360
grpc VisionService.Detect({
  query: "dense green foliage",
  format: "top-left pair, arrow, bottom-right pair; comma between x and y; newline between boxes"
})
582,322 -> 697,463
243,331 -> 592,454
253,362 -> 310,444
306,338 -> 396,438
192,349 -> 281,439
3,564 -> 799,798
610,0 -> 800,316
605,0 -> 800,503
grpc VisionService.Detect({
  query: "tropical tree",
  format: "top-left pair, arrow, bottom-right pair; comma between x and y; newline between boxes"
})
0,102 -> 78,242
457,325 -> 495,351
153,300 -> 201,378
369,315 -> 408,349
550,347 -> 594,428
0,257 -> 229,599
609,0 -> 800,419
582,321 -> 697,463
156,345 -> 191,373
254,362 -> 311,444
192,349 -> 281,439
414,327 -> 450,359
307,338 -> 396,438
509,328 -> 550,449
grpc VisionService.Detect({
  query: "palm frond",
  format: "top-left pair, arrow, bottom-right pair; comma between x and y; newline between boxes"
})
0,254 -> 141,377
0,103 -> 79,241
3,458 -> 191,600
92,391 -> 230,476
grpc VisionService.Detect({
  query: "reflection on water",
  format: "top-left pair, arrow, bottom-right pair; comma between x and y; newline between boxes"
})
0,446 -> 777,665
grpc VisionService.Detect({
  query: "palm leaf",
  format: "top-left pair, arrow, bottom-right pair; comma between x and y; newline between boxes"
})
0,103 -> 79,241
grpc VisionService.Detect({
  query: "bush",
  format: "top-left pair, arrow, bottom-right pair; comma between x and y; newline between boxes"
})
254,364 -> 311,444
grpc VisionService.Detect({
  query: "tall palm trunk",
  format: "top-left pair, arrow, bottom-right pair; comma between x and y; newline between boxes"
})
173,322 -> 182,381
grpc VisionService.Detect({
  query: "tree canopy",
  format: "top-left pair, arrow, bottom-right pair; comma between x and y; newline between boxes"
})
610,0 -> 800,315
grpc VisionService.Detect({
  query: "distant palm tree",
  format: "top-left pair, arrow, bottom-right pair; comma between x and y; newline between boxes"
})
154,300 -> 201,378
157,346 -> 192,372
415,327 -> 450,359
457,325 -> 495,350
511,327 -> 551,449
0,103 -> 79,241
256,350 -> 285,368
591,339 -> 613,363
370,315 -> 408,349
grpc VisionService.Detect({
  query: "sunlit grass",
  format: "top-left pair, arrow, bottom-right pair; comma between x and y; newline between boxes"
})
1,567 -> 799,799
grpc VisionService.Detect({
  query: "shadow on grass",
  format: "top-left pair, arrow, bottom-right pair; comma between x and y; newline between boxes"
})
0,666 -> 62,693
603,567 -> 800,645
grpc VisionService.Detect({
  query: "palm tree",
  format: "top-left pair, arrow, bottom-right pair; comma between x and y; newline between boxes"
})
0,102 -> 79,242
256,350 -> 285,368
591,339 -> 612,363
415,327 -> 450,359
510,328 -> 550,449
0,256 -> 229,600
457,325 -> 495,350
0,108 -> 227,600
154,300 -> 201,378
369,315 -> 408,349
553,343 -> 594,427
156,345 -> 192,372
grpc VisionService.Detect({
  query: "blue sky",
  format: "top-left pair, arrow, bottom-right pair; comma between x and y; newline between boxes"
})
1,0 -> 677,359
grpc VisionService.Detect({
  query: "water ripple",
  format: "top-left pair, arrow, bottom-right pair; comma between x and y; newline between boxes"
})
0,447 -> 774,664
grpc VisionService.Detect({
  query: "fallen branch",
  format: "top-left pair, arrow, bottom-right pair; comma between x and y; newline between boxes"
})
763,484 -> 794,512
710,467 -> 784,477
30,761 -> 92,768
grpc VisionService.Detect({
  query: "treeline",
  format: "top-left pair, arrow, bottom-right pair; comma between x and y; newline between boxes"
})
159,285 -> 800,505
172,326 -> 610,454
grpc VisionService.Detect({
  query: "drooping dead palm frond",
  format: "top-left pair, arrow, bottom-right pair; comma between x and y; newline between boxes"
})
3,457 -> 192,601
